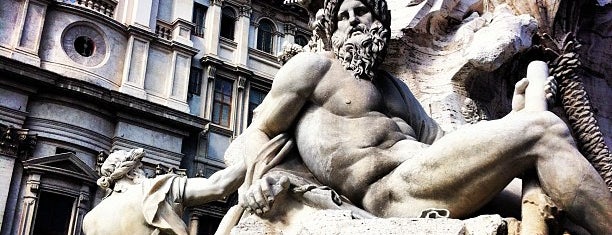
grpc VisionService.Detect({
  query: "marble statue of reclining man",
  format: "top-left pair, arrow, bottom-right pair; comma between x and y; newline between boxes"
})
228,0 -> 612,233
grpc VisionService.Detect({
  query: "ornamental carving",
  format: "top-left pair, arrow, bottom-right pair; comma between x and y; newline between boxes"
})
0,124 -> 37,159
239,6 -> 252,17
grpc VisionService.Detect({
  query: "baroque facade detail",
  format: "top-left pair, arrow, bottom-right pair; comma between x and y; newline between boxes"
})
0,124 -> 36,159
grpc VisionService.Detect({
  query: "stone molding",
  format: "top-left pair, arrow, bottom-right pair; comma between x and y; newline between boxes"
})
212,0 -> 224,7
0,56 -> 207,132
0,124 -> 36,160
239,6 -> 252,18
284,23 -> 297,36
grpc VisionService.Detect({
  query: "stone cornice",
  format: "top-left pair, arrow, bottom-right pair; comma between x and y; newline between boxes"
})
199,55 -> 255,79
127,25 -> 158,42
0,124 -> 37,159
0,56 -> 208,132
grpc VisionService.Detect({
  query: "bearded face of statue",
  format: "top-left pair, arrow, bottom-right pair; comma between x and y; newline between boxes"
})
331,0 -> 388,80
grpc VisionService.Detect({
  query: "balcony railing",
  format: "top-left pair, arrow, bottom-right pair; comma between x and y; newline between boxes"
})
59,0 -> 117,18
193,25 -> 205,38
155,20 -> 172,40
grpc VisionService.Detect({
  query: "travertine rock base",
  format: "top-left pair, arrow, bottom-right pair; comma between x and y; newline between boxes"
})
232,210 -> 517,235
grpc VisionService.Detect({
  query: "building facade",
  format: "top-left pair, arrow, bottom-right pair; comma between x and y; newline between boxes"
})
0,0 -> 310,234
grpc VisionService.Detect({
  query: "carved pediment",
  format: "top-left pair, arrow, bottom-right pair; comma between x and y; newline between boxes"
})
23,153 -> 98,183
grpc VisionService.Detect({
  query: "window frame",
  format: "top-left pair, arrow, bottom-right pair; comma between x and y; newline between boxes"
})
256,19 -> 275,53
247,88 -> 267,126
192,3 -> 207,37
211,77 -> 234,127
220,7 -> 236,40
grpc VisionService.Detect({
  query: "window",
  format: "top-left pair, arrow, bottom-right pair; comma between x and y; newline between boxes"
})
197,214 -> 222,235
256,19 -> 274,53
33,192 -> 75,235
188,67 -> 203,95
212,78 -> 233,127
220,7 -> 236,40
295,35 -> 308,47
247,89 -> 267,125
192,3 -> 206,37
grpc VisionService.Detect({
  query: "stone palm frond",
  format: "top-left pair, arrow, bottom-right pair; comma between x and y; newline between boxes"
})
543,33 -> 612,191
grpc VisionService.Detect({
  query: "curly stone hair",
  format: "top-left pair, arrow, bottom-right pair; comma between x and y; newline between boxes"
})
314,0 -> 391,50
97,148 -> 145,190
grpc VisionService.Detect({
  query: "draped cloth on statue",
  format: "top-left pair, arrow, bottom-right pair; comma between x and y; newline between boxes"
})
142,174 -> 189,235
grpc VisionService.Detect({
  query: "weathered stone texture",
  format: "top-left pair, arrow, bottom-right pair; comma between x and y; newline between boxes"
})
0,156 -> 15,227
232,210 -> 512,235
576,4 -> 612,147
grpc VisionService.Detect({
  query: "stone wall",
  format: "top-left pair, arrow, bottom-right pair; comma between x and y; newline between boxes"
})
577,3 -> 612,146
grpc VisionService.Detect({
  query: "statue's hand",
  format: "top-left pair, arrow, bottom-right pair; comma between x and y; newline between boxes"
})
512,78 -> 529,112
512,75 -> 556,112
240,175 -> 289,216
544,76 -> 557,107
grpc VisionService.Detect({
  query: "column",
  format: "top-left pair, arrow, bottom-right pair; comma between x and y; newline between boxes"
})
234,6 -> 252,66
204,0 -> 223,56
188,210 -> 202,235
16,173 -> 41,235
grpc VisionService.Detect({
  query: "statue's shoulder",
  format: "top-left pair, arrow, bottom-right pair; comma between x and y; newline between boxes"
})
284,51 -> 334,70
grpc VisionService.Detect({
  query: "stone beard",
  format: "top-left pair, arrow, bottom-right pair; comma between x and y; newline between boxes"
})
331,20 -> 389,80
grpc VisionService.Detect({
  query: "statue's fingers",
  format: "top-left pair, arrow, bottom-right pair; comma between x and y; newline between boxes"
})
514,78 -> 529,94
239,193 -> 251,213
278,176 -> 290,189
253,185 -> 268,214
247,192 -> 262,214
260,178 -> 273,203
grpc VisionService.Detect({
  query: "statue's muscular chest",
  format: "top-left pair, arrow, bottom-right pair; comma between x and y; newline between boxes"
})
313,72 -> 385,116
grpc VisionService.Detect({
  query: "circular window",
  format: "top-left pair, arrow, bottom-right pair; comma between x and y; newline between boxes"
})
61,24 -> 107,67
74,36 -> 95,57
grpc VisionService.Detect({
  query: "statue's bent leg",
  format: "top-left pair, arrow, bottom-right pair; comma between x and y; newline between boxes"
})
363,111 -> 611,234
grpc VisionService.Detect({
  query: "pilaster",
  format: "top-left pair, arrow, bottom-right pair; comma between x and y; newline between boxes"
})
119,27 -> 156,99
16,173 -> 40,235
284,23 -> 296,45
71,185 -> 90,235
203,65 -> 217,119
166,51 -> 192,113
234,6 -> 252,66
0,125 -> 36,231
127,0 -> 153,29
204,0 -> 223,56
11,0 -> 49,67
171,19 -> 195,47
233,76 -> 247,136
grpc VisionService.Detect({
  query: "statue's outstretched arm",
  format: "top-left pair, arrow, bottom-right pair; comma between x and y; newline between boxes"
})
183,159 -> 247,207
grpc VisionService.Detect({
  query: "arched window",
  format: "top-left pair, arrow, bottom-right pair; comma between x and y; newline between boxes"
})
294,35 -> 308,47
256,19 -> 275,53
220,7 -> 236,40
